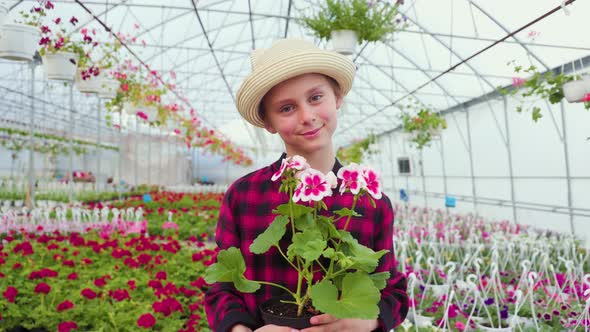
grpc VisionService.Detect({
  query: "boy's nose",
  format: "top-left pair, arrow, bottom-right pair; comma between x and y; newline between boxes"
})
299,105 -> 316,124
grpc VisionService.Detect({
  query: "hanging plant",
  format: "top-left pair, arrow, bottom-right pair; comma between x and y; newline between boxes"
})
498,61 -> 590,122
400,102 -> 447,149
336,134 -> 376,164
301,0 -> 407,44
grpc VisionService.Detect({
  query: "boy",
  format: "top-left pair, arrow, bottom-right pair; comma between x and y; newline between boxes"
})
205,39 -> 408,332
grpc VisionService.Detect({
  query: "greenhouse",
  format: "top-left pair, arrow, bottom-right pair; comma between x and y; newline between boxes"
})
0,0 -> 589,331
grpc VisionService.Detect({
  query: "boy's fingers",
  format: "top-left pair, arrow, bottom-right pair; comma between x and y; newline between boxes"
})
309,314 -> 338,325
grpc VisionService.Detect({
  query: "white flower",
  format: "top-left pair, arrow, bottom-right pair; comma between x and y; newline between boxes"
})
336,163 -> 365,195
271,155 -> 310,182
295,169 -> 334,203
360,166 -> 382,200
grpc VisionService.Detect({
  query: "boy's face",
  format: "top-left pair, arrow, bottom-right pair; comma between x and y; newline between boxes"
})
261,73 -> 342,157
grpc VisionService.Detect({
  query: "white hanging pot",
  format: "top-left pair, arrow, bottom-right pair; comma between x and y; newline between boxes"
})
582,74 -> 590,93
330,30 -> 358,55
0,23 -> 41,62
474,321 -> 514,332
0,3 -> 8,26
75,68 -> 101,94
562,79 -> 587,102
98,77 -> 121,99
42,51 -> 77,81
407,310 -> 434,327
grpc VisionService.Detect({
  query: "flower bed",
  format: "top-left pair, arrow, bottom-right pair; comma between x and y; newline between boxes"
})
0,229 -> 216,331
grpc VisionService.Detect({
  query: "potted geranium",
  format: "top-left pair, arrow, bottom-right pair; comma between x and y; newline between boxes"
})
400,104 -> 447,149
76,36 -> 122,95
0,0 -> 51,61
38,16 -> 88,81
205,156 -> 390,328
301,0 -> 407,55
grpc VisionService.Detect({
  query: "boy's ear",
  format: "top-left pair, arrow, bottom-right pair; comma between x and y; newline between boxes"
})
264,120 -> 277,134
335,94 -> 343,110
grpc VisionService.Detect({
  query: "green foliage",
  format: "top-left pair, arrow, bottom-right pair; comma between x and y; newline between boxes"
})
336,134 -> 376,164
250,216 -> 289,254
302,0 -> 407,43
400,101 -> 447,149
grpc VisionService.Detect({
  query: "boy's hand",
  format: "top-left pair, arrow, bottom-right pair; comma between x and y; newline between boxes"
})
301,314 -> 379,332
231,324 -> 253,332
254,325 -> 299,332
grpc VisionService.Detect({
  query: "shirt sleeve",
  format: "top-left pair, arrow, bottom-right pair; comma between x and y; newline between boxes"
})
374,195 -> 409,331
205,185 -> 259,332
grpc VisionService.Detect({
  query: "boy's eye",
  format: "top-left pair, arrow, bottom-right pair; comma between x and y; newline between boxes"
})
280,105 -> 294,113
310,94 -> 322,102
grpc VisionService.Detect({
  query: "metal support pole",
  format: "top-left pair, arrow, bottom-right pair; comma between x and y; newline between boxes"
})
147,125 -> 152,186
464,107 -> 478,212
158,129 -> 163,186
68,84 -> 74,203
27,62 -> 36,208
502,97 -> 518,224
387,134 -> 396,194
558,102 -> 575,234
419,149 -> 427,207
439,136 -> 448,207
134,119 -> 138,186
96,97 -> 102,192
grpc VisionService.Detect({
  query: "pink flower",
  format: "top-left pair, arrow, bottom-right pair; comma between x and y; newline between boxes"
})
162,221 -> 179,230
455,321 -> 466,331
337,163 -> 365,195
58,321 -> 77,332
136,111 -> 148,121
137,313 -> 156,328
294,169 -> 335,203
3,286 -> 17,302
361,166 -> 382,199
34,283 -> 51,294
512,77 -> 526,87
271,155 -> 310,181
57,300 -> 74,312
81,288 -> 97,299
155,271 -> 167,280
582,93 -> 590,102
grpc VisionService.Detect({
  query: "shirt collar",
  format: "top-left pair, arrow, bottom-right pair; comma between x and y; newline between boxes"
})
272,153 -> 342,174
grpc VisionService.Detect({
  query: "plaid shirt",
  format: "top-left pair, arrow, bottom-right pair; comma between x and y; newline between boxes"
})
205,154 -> 408,332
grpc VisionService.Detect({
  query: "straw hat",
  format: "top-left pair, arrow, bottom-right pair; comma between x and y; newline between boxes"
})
236,39 -> 356,128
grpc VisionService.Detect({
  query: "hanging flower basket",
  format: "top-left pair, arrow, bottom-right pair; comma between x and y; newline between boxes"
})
0,23 -> 41,62
42,51 -> 77,81
331,30 -> 357,55
0,3 -> 8,26
98,78 -> 121,99
75,68 -> 101,94
562,78 -> 588,103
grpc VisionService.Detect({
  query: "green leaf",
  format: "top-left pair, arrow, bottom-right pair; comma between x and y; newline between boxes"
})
287,229 -> 327,262
250,215 -> 289,254
341,237 -> 389,273
204,247 -> 260,293
310,272 -> 381,319
369,272 -> 391,290
294,212 -> 314,232
316,215 -> 340,239
333,208 -> 361,218
532,107 -> 543,122
273,203 -> 314,218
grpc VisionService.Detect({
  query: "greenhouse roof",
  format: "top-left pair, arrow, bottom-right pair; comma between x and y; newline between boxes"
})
0,0 -> 588,153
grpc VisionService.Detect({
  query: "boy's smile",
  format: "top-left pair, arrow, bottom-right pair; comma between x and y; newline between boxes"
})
262,73 -> 342,159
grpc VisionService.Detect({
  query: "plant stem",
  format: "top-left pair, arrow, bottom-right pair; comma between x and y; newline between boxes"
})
256,280 -> 295,297
327,194 -> 359,276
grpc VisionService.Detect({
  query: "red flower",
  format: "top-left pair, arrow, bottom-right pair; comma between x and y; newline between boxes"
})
3,286 -> 18,303
57,300 -> 74,312
94,276 -> 107,287
190,277 -> 206,289
12,263 -> 22,270
62,259 -> 75,267
82,258 -> 93,265
112,248 -> 132,259
109,288 -> 130,302
148,280 -> 162,290
34,283 -> 51,294
155,271 -> 167,280
69,16 -> 78,25
13,242 -> 34,256
58,321 -> 77,332
137,313 -> 156,328
124,257 -> 140,268
81,288 -> 97,299
67,273 -> 78,280
137,253 -> 152,265
128,279 -> 137,290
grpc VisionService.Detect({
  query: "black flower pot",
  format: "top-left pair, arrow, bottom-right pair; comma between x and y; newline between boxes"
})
259,297 -> 315,329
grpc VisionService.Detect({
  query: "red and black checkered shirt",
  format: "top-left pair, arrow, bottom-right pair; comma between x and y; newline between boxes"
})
205,155 -> 408,332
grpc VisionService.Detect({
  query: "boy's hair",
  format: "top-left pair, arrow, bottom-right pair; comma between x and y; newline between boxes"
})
258,74 -> 341,123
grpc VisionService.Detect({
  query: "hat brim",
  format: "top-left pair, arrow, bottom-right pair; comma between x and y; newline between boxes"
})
236,51 -> 356,128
